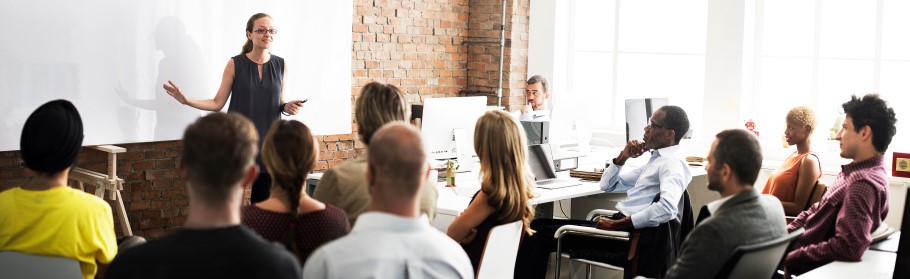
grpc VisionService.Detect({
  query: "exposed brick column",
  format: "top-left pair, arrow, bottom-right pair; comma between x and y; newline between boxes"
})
344,0 -> 471,159
464,0 -> 529,110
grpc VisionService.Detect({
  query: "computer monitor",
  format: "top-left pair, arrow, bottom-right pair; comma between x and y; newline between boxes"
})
894,193 -> 910,278
625,98 -> 670,143
421,96 -> 487,160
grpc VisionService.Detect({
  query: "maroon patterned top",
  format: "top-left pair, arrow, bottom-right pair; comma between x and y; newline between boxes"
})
242,204 -> 351,264
786,155 -> 889,275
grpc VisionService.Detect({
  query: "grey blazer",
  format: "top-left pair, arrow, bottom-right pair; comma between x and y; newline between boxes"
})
664,188 -> 787,279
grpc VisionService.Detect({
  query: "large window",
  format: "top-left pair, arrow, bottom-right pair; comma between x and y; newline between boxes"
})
749,0 -> 910,161
544,0 -> 907,161
561,0 -> 708,136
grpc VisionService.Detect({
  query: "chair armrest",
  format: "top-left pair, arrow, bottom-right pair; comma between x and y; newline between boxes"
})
872,223 -> 896,243
554,225 -> 630,240
586,209 -> 619,220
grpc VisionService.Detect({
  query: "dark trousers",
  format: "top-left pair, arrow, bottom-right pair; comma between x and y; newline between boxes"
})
250,173 -> 271,203
516,215 -> 630,279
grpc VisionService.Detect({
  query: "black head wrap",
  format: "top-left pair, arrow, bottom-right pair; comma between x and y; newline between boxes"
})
20,100 -> 84,173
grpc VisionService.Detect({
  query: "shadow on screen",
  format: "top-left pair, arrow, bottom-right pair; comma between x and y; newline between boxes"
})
116,16 -> 206,141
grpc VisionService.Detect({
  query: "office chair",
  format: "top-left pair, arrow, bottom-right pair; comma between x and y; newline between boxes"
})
553,191 -> 693,279
871,223 -> 897,243
714,228 -> 805,279
0,251 -> 82,279
803,180 -> 827,211
477,220 -> 524,279
786,180 -> 827,224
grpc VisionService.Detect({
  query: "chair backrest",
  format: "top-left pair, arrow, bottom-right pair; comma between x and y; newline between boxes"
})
714,228 -> 805,279
803,180 -> 828,211
477,220 -> 524,279
0,251 -> 82,279
628,190 -> 694,278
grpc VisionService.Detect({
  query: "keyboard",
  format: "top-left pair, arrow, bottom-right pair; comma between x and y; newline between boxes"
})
534,178 -> 582,189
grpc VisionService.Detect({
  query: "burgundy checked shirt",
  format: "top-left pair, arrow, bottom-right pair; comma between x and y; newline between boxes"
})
785,155 -> 889,275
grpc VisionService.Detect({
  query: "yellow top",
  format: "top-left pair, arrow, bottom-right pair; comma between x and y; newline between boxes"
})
0,186 -> 118,279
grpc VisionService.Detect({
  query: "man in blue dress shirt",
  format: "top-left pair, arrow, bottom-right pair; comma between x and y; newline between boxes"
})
594,105 -> 692,231
518,105 -> 692,279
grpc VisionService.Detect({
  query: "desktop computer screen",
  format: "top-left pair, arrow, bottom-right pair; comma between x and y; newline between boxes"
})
625,98 -> 670,143
421,96 -> 487,160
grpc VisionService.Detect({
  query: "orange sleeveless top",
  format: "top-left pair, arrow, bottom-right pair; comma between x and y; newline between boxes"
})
762,152 -> 818,203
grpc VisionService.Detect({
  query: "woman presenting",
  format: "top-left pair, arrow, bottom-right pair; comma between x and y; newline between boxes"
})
163,13 -> 304,203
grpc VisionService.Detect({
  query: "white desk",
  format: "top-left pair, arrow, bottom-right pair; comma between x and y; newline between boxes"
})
305,147 -> 709,232
799,250 -> 896,279
432,161 -> 708,232
433,175 -> 612,232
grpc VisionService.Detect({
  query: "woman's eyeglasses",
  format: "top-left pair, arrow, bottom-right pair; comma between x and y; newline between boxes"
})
253,28 -> 278,35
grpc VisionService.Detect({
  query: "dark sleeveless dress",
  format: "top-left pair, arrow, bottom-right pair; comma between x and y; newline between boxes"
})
229,54 -> 283,202
462,190 -> 506,273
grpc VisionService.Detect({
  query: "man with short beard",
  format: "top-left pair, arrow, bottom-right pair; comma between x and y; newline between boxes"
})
663,129 -> 787,278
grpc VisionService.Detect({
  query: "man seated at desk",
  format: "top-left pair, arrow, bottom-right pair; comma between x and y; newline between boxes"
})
520,105 -> 693,279
513,75 -> 551,121
785,94 -> 897,275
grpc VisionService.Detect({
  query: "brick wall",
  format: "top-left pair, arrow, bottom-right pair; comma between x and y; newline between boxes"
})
465,0 -> 529,111
0,0 -> 530,239
0,142 -> 185,238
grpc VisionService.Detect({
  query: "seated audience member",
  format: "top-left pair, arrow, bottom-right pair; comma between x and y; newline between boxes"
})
513,75 -> 552,121
762,106 -> 822,215
785,94 -> 897,275
105,113 -> 301,279
0,100 -> 117,279
663,129 -> 787,278
242,120 -> 350,264
304,122 -> 473,279
523,105 -> 693,279
314,82 -> 437,225
447,110 -> 536,274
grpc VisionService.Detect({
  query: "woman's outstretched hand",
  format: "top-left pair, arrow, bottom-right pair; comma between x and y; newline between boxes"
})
163,80 -> 188,105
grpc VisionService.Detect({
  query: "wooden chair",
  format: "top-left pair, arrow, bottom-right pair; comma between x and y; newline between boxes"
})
803,180 -> 828,211
0,251 -> 82,279
476,220 -> 524,279
788,181 -> 828,224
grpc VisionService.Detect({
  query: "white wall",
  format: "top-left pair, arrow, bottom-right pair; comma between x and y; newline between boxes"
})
0,0 -> 353,151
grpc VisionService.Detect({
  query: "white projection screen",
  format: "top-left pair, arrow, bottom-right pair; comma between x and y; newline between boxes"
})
0,0 -> 353,151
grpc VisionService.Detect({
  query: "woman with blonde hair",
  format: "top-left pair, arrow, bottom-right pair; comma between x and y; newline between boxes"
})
447,110 -> 536,274
762,106 -> 822,215
242,120 -> 350,265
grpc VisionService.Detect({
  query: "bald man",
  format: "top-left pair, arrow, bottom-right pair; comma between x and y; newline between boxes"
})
304,122 -> 473,279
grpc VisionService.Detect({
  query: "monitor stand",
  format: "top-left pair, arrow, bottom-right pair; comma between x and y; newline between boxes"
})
453,128 -> 474,173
